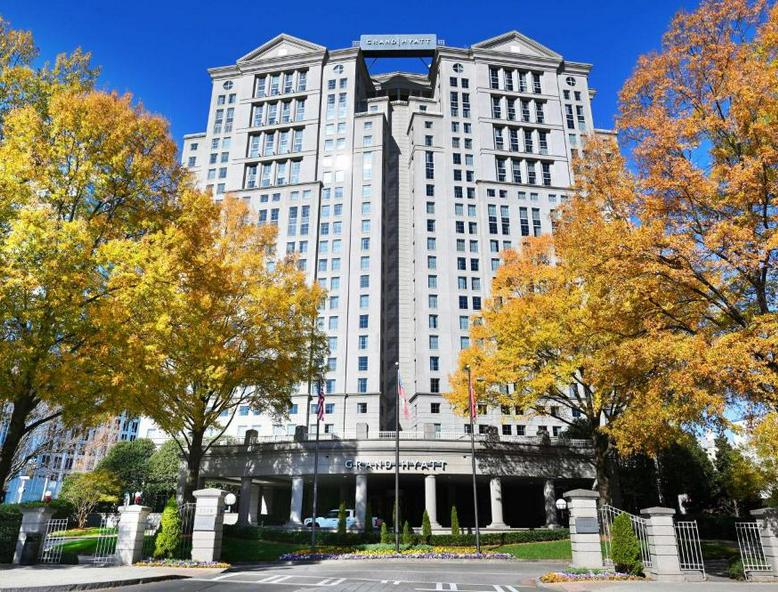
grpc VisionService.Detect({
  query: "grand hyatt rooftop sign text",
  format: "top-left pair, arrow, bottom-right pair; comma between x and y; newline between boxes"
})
359,34 -> 438,54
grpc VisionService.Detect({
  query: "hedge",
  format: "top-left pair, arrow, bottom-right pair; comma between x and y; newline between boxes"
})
224,524 -> 569,547
0,506 -> 22,564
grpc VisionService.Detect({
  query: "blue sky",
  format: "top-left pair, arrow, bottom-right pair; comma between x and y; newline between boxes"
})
5,0 -> 700,147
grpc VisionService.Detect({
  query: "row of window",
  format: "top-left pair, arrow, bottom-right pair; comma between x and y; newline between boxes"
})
247,129 -> 304,158
246,160 -> 302,188
489,67 -> 543,94
490,96 -> 545,124
251,99 -> 307,127
493,126 -> 549,155
495,158 -> 553,186
254,70 -> 308,98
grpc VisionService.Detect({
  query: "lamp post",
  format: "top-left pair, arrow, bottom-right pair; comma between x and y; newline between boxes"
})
555,498 -> 568,527
465,365 -> 481,554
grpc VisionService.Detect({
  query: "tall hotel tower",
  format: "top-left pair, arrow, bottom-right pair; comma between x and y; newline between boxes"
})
176,32 -> 601,444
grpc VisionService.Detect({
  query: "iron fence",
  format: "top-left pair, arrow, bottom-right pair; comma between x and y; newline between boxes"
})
736,521 -> 773,580
177,502 -> 196,559
39,518 -> 68,564
91,513 -> 120,565
675,521 -> 705,576
141,511 -> 163,559
599,504 -> 652,569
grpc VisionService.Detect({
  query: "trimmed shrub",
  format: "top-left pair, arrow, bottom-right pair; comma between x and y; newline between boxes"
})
728,557 -> 745,580
380,521 -> 391,544
154,498 -> 182,559
402,520 -> 413,545
422,510 -> 432,543
337,501 -> 347,539
450,506 -> 460,537
610,513 -> 642,575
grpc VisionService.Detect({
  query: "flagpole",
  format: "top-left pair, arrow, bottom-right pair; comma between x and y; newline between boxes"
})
394,362 -> 400,553
311,383 -> 322,548
466,365 -> 481,554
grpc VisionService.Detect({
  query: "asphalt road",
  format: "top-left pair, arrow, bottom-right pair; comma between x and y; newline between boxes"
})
105,559 -> 558,592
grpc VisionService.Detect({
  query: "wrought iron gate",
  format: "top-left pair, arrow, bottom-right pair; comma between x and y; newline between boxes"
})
736,522 -> 773,580
675,521 -> 705,576
599,504 -> 652,569
139,501 -> 196,560
92,513 -> 120,565
39,518 -> 68,564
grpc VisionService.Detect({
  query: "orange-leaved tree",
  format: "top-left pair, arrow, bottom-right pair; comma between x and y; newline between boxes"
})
107,192 -> 326,501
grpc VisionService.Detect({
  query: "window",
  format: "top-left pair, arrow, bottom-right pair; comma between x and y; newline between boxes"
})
358,378 -> 368,393
428,314 -> 438,328
429,335 -> 439,349
239,405 -> 249,416
491,96 -> 501,119
459,316 -> 469,330
325,403 -> 335,414
430,378 -> 440,393
431,402 -> 440,413
359,314 -> 368,329
358,356 -> 368,371
425,151 -> 434,179
430,357 -> 440,371
459,296 -> 468,309
477,404 -> 487,415
358,335 -> 368,350
187,156 -> 196,167
489,67 -> 500,89
502,425 -> 512,436
357,402 -> 367,413
359,294 -> 369,308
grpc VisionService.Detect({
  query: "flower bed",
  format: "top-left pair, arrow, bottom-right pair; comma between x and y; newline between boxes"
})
135,558 -> 230,568
280,547 -> 514,561
540,570 -> 643,583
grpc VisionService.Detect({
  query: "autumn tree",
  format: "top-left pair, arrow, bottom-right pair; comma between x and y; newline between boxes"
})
108,192 -> 325,501
0,16 -> 184,497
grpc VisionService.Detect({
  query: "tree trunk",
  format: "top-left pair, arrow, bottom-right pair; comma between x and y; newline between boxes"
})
180,429 -> 205,503
593,433 -> 611,503
0,391 -> 39,502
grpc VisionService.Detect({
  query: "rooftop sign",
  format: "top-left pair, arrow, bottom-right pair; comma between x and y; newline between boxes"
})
359,34 -> 438,56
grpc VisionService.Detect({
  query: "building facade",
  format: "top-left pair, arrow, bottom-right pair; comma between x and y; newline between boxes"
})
139,31 -> 604,529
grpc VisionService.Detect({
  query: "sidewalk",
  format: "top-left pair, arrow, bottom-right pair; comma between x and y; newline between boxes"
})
538,581 -> 778,592
0,564 -> 225,592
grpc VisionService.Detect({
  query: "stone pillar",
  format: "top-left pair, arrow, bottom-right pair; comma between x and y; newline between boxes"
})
751,508 -> 778,578
249,485 -> 261,525
487,477 -> 507,529
641,507 -> 684,582
287,476 -> 304,527
355,474 -> 368,530
544,479 -> 558,529
13,506 -> 54,565
238,477 -> 253,526
424,474 -> 442,529
115,505 -> 150,565
564,489 -> 603,569
191,488 -> 226,562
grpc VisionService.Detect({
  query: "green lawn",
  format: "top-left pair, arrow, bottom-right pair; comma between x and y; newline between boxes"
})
51,527 -> 113,538
701,540 -> 738,560
496,539 -> 571,560
222,537 -> 304,563
57,537 -> 102,554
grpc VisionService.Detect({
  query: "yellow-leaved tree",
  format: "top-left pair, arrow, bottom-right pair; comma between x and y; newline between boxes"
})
107,192 -> 326,501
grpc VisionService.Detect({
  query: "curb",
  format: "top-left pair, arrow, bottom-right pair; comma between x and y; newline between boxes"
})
0,574 -> 189,592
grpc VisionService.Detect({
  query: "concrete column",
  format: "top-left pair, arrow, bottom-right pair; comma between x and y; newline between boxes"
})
487,477 -> 507,529
287,476 -> 304,527
263,486 -> 275,517
641,507 -> 684,582
13,507 -> 54,564
115,505 -> 150,565
238,477 -> 252,526
355,474 -> 368,530
249,485 -> 261,525
564,489 -> 603,569
750,508 -> 778,579
424,474 -> 442,529
191,488 -> 226,562
544,479 -> 558,529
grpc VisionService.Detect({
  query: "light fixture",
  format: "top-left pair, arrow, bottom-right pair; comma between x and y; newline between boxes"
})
555,498 -> 567,511
224,492 -> 237,506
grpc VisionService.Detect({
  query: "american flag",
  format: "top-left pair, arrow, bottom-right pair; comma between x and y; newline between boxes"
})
317,380 -> 326,422
397,369 -> 410,420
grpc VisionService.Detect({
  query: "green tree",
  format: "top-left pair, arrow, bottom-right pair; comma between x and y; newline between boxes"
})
421,510 -> 432,544
450,506 -> 460,537
402,520 -> 413,545
380,521 -> 391,544
59,470 -> 120,528
96,438 -> 155,495
610,513 -> 642,575
145,440 -> 181,498
154,498 -> 181,559
714,435 -> 765,516
337,501 -> 347,538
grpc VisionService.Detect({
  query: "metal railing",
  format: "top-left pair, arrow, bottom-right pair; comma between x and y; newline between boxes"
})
39,518 -> 68,564
92,513 -> 119,565
675,521 -> 705,576
599,504 -> 652,569
736,522 -> 773,579
223,431 -> 591,446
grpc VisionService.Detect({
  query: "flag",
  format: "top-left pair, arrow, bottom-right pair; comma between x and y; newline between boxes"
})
397,369 -> 410,420
468,378 -> 477,420
317,380 -> 325,422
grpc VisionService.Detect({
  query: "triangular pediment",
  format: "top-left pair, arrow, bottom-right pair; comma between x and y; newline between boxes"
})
472,31 -> 561,59
238,34 -> 326,64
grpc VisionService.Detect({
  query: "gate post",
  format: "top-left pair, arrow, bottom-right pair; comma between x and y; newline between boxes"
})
563,489 -> 603,568
751,507 -> 778,578
13,506 -> 54,565
115,505 -> 151,565
641,507 -> 684,581
191,488 -> 226,562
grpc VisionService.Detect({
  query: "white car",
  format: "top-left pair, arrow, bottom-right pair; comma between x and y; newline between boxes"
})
303,508 -> 382,529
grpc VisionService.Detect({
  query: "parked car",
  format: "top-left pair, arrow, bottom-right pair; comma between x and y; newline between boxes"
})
303,508 -> 382,529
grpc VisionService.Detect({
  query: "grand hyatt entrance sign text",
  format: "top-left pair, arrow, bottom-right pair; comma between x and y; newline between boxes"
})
359,35 -> 437,53
345,459 -> 447,471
